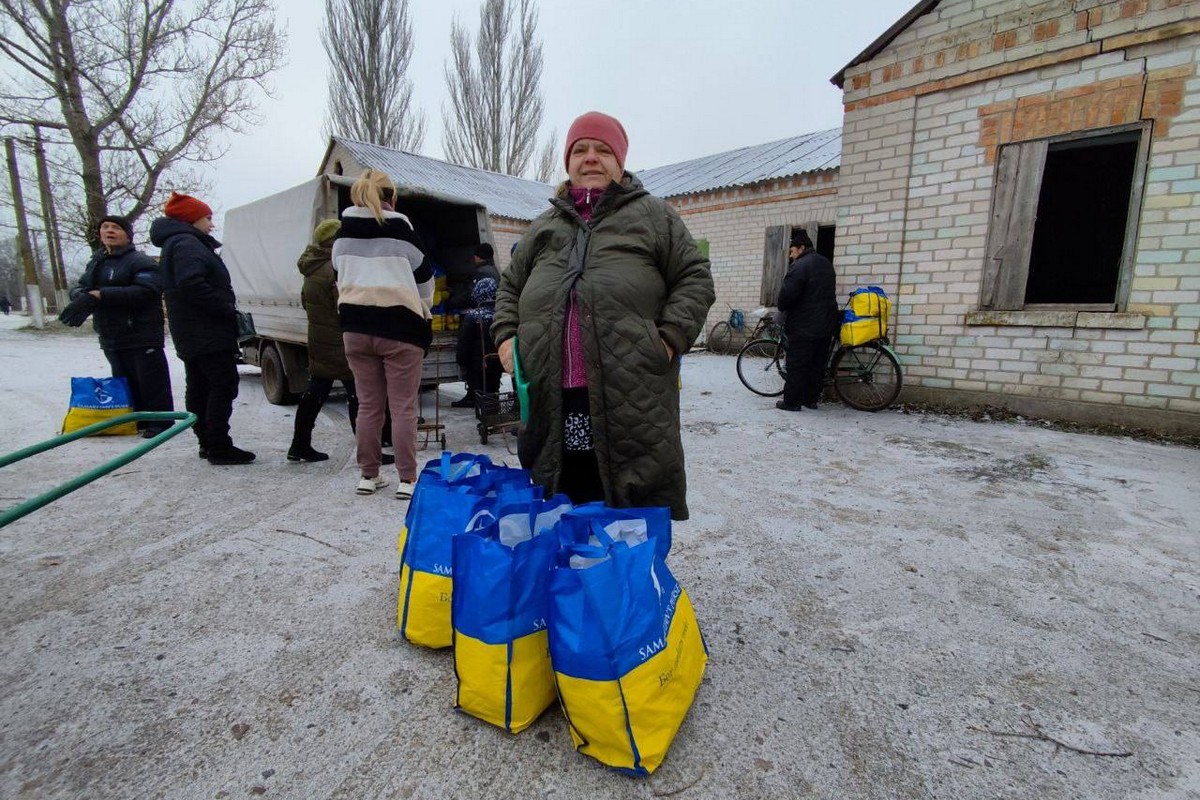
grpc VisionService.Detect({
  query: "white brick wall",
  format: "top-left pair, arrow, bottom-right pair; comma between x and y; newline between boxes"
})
662,179 -> 840,341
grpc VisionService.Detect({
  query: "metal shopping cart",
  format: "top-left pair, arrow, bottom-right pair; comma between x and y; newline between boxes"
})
466,317 -> 520,451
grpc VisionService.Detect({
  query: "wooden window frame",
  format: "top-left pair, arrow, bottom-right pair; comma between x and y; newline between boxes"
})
978,122 -> 1152,313
759,223 -> 819,307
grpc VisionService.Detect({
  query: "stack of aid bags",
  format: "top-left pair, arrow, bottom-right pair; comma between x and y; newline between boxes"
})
396,452 -> 708,775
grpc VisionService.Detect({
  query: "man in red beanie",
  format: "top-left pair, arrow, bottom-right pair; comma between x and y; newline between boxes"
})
150,192 -> 255,465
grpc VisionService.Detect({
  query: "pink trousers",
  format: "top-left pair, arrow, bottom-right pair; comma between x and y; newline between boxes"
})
343,333 -> 423,481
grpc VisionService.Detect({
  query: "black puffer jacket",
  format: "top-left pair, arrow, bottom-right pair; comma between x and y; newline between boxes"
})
70,244 -> 165,351
150,217 -> 238,360
492,174 -> 714,520
777,250 -> 839,340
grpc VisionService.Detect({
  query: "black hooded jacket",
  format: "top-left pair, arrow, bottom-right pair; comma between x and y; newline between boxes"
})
777,249 -> 839,340
149,217 -> 238,360
70,244 -> 165,350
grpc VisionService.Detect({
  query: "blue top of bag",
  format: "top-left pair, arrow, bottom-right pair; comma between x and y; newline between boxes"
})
547,505 -> 681,681
451,496 -> 572,643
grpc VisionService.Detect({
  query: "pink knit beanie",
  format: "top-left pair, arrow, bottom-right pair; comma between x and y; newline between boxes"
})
563,112 -> 629,171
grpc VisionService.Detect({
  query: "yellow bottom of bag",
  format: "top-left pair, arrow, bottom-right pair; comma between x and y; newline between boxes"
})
396,525 -> 452,649
61,408 -> 137,436
840,317 -> 887,347
454,629 -> 556,733
555,590 -> 707,774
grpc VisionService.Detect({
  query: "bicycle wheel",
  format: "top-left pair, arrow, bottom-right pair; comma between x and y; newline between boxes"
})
737,338 -> 786,397
831,341 -> 902,411
708,321 -> 733,354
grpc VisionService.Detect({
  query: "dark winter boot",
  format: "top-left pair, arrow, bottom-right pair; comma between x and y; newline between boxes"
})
207,445 -> 256,465
288,391 -> 327,462
287,443 -> 329,462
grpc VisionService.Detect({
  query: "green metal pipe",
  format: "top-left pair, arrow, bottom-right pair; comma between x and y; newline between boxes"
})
0,411 -> 196,528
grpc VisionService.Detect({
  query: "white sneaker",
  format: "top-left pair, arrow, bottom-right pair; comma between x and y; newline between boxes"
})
356,475 -> 389,495
394,481 -> 416,500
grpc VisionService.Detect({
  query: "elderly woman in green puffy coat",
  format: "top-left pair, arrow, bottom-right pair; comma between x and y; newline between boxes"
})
492,112 -> 715,520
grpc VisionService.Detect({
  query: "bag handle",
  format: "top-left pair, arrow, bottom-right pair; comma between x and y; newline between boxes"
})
440,452 -> 490,483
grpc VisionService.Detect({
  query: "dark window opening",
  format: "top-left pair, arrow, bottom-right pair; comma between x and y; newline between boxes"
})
1024,134 -> 1138,305
817,225 -> 836,263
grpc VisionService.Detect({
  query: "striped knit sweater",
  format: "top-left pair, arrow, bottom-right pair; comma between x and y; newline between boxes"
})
333,206 -> 434,351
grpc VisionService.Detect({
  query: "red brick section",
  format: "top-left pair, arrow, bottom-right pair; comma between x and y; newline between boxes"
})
667,186 -> 838,217
663,172 -> 837,216
1032,20 -> 1060,41
843,0 -> 1192,103
1142,64 -> 1193,138
992,30 -> 1018,51
1121,0 -> 1149,18
976,61 -> 1194,160
845,16 -> 1200,115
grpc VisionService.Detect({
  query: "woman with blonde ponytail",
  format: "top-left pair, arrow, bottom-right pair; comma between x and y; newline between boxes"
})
333,169 -> 434,499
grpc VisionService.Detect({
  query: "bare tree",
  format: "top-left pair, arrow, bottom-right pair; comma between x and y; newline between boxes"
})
442,0 -> 551,179
0,0 -> 285,248
321,0 -> 425,151
534,130 -> 557,184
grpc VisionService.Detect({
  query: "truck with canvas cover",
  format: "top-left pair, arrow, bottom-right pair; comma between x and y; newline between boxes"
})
221,175 -> 494,404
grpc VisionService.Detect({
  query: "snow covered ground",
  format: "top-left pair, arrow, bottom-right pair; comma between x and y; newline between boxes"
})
1,311 -> 1198,799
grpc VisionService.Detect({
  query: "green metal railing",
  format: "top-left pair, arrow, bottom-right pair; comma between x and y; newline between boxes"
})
0,411 -> 196,528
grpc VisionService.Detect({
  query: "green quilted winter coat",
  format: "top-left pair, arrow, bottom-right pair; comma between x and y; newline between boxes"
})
298,243 -> 353,381
491,174 -> 714,520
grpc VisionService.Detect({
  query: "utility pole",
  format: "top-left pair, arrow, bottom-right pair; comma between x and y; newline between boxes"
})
4,136 -> 45,328
32,127 -> 67,310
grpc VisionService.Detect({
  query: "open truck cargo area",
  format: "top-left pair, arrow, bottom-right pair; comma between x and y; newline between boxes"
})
221,175 -> 495,404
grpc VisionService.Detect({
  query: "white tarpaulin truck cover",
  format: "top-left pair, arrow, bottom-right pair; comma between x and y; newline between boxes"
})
222,177 -> 326,305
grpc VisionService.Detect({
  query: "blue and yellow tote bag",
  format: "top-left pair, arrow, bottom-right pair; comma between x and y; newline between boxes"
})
548,505 -> 707,775
452,495 -> 573,732
397,453 -> 538,649
61,376 -> 136,435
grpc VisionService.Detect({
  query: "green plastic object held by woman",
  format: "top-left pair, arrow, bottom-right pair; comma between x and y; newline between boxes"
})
511,335 -> 530,424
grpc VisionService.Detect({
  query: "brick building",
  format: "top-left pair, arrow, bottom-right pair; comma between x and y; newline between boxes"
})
318,0 -> 1200,435
637,130 -> 842,345
833,0 -> 1200,433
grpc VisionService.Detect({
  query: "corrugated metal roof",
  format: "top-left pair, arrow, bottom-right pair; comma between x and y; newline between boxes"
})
638,128 -> 841,199
333,136 -> 554,221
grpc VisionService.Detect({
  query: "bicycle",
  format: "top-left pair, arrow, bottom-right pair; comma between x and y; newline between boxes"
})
735,328 -> 903,412
708,307 -> 780,354
707,306 -> 745,354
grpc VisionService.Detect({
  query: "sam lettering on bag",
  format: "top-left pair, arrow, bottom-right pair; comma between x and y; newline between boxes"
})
638,637 -> 665,663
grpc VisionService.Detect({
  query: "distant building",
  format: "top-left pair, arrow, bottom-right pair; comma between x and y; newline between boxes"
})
639,130 -> 842,338
317,0 -> 1200,435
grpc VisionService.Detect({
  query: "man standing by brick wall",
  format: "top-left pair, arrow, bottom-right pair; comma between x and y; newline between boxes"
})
776,230 -> 838,411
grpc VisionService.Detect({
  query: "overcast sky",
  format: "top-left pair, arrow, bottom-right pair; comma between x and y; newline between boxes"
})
208,0 -> 916,220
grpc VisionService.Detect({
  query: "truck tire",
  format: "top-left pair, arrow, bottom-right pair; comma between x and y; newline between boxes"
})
260,343 -> 300,405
